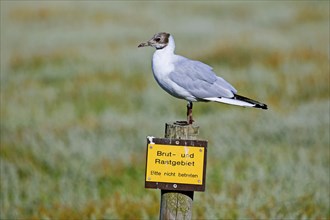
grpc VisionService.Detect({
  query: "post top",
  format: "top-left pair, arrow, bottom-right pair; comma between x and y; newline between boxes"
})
165,122 -> 199,140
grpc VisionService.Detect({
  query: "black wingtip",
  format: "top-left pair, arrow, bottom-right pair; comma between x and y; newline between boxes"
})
255,103 -> 268,110
234,94 -> 268,110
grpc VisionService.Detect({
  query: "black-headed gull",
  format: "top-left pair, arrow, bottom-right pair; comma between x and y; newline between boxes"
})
138,32 -> 267,124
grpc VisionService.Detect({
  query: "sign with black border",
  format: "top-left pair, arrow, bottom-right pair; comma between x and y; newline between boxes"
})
145,137 -> 207,191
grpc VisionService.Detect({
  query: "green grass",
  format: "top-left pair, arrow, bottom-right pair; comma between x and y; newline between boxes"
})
1,1 -> 329,219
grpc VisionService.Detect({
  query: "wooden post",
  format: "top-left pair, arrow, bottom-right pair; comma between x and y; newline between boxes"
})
159,122 -> 199,220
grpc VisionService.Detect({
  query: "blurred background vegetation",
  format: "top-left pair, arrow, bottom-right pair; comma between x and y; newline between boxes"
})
1,1 -> 329,219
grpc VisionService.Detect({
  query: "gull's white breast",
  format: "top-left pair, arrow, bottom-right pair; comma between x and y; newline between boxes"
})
152,51 -> 194,101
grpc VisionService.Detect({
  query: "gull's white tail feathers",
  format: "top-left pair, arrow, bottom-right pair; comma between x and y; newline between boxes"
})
203,95 -> 268,109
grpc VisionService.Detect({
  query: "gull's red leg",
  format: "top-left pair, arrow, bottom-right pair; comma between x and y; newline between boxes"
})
187,101 -> 194,124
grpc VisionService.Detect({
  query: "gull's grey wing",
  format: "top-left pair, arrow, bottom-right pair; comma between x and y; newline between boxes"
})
169,56 -> 237,99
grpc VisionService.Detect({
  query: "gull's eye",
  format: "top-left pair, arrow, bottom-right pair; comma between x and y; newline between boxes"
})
155,37 -> 161,42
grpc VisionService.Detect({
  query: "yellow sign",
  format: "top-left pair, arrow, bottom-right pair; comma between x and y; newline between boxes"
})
146,143 -> 205,185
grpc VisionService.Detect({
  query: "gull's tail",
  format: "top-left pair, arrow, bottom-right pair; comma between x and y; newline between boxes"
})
203,95 -> 268,109
233,94 -> 268,109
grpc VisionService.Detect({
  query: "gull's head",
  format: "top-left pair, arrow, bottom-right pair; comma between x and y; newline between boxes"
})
138,32 -> 170,50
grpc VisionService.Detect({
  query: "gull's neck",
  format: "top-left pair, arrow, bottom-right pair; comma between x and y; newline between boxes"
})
152,35 -> 176,76
153,35 -> 176,59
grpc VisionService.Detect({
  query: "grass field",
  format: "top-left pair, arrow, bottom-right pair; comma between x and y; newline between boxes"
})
1,1 -> 329,219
